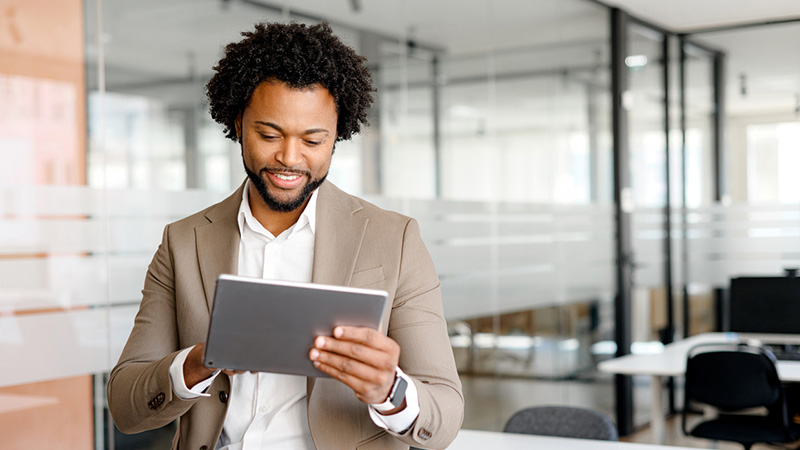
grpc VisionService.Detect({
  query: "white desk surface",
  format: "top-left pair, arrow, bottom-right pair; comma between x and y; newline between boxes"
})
598,332 -> 800,381
447,429 -> 698,450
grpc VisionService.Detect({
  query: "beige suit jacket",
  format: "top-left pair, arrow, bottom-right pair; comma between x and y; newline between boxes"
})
107,181 -> 464,450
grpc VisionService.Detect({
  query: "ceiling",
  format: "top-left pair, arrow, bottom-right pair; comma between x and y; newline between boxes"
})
599,0 -> 800,32
252,0 -> 800,46
90,0 -> 800,119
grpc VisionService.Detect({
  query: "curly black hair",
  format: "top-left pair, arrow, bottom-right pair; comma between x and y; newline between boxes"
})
206,22 -> 375,142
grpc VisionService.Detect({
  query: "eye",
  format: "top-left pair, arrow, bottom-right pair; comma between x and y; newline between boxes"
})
259,133 -> 279,141
305,140 -> 323,146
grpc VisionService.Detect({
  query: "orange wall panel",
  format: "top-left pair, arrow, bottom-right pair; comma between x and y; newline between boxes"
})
0,376 -> 94,449
0,0 -> 86,185
0,0 -> 93,446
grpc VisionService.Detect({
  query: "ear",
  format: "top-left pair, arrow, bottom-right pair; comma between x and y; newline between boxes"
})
234,112 -> 243,141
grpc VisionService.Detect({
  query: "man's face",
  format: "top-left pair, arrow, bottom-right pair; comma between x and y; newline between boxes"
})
236,80 -> 337,213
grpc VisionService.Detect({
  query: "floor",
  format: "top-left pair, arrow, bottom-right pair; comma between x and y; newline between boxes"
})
624,416 -> 788,450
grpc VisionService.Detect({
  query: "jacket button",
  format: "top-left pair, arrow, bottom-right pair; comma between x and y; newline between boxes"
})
219,391 -> 228,403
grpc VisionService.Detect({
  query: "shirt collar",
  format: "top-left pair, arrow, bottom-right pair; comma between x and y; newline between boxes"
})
237,179 -> 319,239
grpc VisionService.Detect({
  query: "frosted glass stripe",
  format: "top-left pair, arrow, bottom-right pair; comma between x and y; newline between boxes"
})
0,218 -> 165,255
0,185 -> 225,217
2,185 -> 618,380
688,260 -> 800,285
0,254 -> 150,311
0,257 -> 107,311
107,254 -> 152,303
441,265 -> 614,321
109,305 -> 139,367
103,189 -> 226,217
441,279 -> 496,319
685,237 -> 800,254
0,305 -> 137,388
0,309 -> 110,388
0,185 -> 101,217
0,219 -> 106,254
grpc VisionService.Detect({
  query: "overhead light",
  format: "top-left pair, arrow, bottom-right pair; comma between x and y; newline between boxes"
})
624,55 -> 647,68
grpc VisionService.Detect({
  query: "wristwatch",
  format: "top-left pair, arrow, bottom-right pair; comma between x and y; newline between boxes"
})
371,367 -> 408,412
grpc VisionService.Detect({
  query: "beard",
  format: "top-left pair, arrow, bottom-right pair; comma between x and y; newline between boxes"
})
242,158 -> 327,213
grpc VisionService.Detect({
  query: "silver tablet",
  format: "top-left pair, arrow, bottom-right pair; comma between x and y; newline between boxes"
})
203,274 -> 389,377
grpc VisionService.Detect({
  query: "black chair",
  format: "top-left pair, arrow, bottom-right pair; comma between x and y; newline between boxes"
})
503,405 -> 618,441
683,343 -> 800,450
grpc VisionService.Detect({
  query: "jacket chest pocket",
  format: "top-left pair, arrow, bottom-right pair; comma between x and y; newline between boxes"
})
350,266 -> 385,288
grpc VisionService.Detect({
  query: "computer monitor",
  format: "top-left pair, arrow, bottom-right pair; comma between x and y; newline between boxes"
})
729,276 -> 800,334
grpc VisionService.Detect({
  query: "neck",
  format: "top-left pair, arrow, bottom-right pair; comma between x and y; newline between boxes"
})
247,184 -> 309,236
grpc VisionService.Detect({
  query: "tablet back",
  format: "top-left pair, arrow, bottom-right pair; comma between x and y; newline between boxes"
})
204,274 -> 389,377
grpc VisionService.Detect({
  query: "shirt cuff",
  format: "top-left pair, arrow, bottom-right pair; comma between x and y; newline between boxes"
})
368,367 -> 420,433
169,346 -> 221,400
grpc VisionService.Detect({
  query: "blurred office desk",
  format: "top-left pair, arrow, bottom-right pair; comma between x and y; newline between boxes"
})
598,332 -> 800,445
447,429 -> 697,450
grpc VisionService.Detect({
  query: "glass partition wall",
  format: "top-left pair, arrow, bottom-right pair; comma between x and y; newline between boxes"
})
0,0 -> 616,446
367,1 -> 617,431
625,21 -> 671,431
5,0 -> 797,447
682,23 -> 800,332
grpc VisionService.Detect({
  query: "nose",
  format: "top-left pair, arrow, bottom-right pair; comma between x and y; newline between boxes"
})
275,138 -> 303,168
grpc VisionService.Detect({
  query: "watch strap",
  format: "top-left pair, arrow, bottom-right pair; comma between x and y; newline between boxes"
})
371,367 -> 409,412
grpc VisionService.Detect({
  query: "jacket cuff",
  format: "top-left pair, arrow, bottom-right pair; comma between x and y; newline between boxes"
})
367,367 -> 419,433
169,345 -> 221,399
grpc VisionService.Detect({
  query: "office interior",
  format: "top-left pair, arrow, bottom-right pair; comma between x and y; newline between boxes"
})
1,0 -> 799,448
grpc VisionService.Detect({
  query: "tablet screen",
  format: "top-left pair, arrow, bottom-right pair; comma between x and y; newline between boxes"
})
203,274 -> 389,377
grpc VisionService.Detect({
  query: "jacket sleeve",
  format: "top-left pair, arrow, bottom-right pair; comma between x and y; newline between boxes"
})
385,218 -> 464,449
107,225 -> 201,433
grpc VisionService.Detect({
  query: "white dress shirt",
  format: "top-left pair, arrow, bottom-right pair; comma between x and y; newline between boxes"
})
168,181 -> 419,449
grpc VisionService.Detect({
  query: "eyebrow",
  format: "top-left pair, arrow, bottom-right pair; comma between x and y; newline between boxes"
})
253,120 -> 330,135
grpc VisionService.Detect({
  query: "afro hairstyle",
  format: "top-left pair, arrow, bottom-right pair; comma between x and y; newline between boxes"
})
206,22 -> 375,142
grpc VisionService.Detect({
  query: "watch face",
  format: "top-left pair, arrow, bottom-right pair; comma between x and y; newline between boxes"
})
390,376 -> 408,408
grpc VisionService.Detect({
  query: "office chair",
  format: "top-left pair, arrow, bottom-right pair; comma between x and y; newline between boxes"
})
503,405 -> 618,441
683,343 -> 800,450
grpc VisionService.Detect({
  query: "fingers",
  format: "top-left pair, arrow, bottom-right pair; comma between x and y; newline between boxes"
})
310,351 -> 394,403
312,335 -> 396,371
332,326 -> 399,354
310,346 -> 390,384
309,327 -> 402,404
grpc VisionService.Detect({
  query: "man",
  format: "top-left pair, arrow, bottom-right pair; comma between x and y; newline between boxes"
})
107,22 -> 463,450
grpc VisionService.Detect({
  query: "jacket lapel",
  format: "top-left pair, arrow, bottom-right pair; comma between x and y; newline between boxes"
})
196,183 -> 244,313
308,181 -> 368,397
311,181 -> 368,287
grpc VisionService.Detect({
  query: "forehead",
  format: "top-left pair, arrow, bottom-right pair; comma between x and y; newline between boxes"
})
244,80 -> 337,123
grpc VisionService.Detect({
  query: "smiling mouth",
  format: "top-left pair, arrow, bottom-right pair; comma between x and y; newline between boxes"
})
264,169 -> 308,189
273,173 -> 301,181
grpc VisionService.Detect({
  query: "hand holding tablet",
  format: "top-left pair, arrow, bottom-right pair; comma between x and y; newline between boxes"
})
310,325 -> 402,406
203,275 -> 389,378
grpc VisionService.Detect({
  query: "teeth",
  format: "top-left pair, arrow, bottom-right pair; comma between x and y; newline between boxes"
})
274,173 -> 300,181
